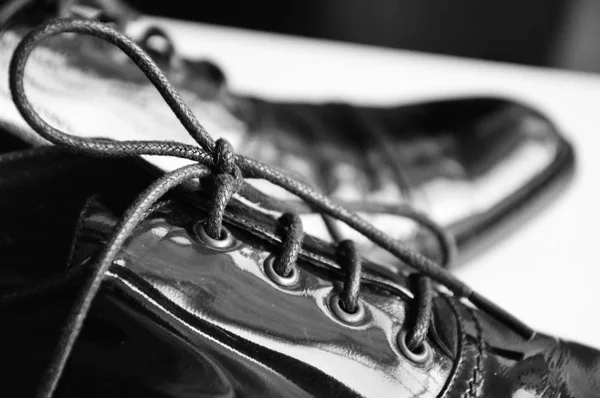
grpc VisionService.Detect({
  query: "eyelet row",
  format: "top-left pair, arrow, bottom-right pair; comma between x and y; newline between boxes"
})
193,221 -> 431,365
262,254 -> 432,365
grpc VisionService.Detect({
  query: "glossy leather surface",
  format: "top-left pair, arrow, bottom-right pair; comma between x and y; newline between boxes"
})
0,17 -> 574,266
4,196 -> 598,397
109,204 -> 600,398
0,132 -> 592,397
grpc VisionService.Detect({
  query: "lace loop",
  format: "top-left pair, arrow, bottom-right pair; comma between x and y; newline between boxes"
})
337,240 -> 362,314
205,138 -> 242,239
9,17 -> 217,154
211,138 -> 235,175
274,213 -> 304,277
405,274 -> 433,351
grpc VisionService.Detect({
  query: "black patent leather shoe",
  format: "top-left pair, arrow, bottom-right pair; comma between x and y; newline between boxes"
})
0,18 -> 597,398
0,0 -> 575,267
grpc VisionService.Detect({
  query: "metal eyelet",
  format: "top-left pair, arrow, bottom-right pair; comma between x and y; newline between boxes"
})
397,330 -> 432,364
329,293 -> 365,325
263,255 -> 299,287
194,222 -> 235,250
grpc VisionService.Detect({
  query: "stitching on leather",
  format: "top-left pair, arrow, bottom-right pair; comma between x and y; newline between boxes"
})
438,296 -> 466,397
464,308 -> 485,398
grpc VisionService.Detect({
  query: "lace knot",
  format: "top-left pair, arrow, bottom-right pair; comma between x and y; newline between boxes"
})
212,138 -> 235,175
204,138 -> 242,239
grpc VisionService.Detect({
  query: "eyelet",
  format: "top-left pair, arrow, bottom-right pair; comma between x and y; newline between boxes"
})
194,222 -> 235,249
263,255 -> 299,287
397,330 -> 432,364
329,293 -> 365,325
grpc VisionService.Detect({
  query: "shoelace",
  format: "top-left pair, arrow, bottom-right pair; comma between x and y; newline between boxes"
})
7,18 -> 534,398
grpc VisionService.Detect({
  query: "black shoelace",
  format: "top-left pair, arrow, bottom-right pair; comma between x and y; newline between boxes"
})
7,18 -> 534,398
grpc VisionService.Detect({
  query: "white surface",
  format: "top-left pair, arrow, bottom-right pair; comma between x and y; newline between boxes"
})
142,18 -> 600,348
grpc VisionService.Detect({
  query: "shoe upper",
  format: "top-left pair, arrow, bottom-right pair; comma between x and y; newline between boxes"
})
0,2 -> 575,266
65,198 -> 600,398
2,169 -> 599,397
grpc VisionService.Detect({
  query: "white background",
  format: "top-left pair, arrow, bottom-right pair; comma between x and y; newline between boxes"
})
148,17 -> 600,349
